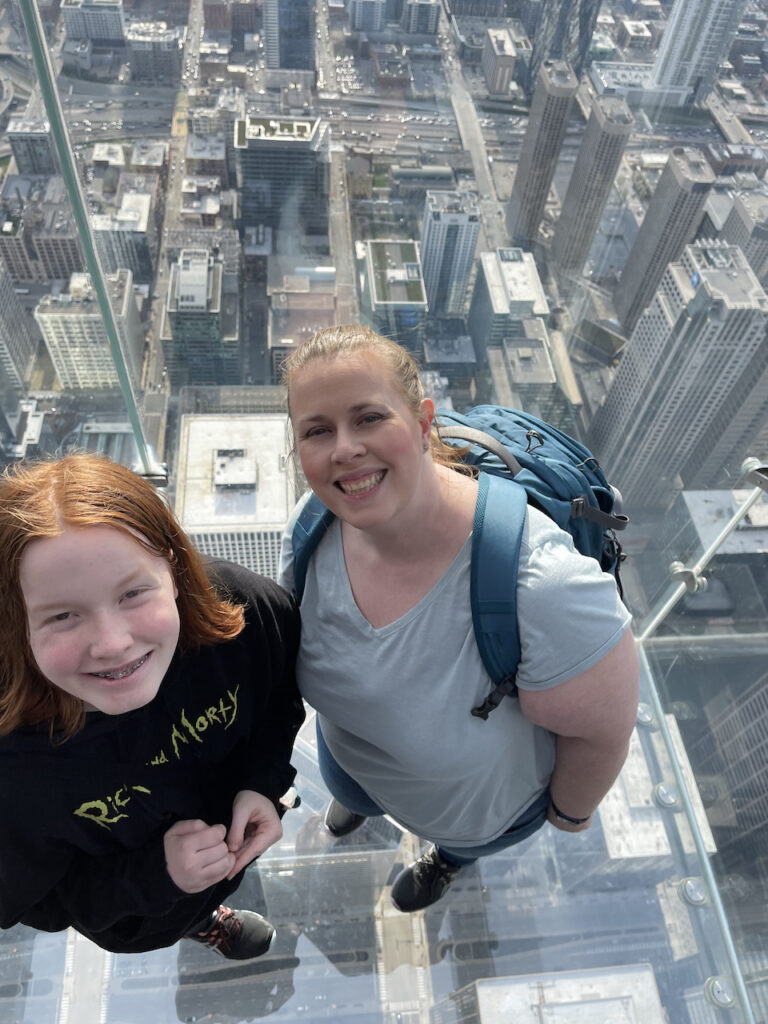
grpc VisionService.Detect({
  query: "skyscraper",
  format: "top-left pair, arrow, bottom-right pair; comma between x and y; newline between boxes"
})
551,95 -> 633,276
589,243 -> 768,509
0,257 -> 37,390
420,191 -> 480,317
613,147 -> 714,334
652,0 -> 748,103
262,0 -> 315,71
7,118 -> 57,176
232,116 -> 329,236
527,0 -> 601,94
507,60 -> 577,249
162,248 -> 239,386
34,270 -> 142,392
718,190 -> 768,285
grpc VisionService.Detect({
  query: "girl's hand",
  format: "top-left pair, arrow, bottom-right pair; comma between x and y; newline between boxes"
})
163,819 -> 235,893
225,790 -> 283,878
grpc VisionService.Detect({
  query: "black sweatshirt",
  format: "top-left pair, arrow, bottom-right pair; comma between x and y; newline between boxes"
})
0,562 -> 305,954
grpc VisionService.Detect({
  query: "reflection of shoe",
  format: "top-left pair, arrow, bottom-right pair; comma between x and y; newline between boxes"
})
186,906 -> 276,960
390,846 -> 462,912
324,798 -> 367,837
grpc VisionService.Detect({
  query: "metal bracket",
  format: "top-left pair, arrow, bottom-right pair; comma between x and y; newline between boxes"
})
133,462 -> 169,488
669,561 -> 707,594
742,457 -> 768,493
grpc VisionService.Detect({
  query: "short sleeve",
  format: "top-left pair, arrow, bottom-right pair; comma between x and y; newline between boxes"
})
514,506 -> 632,691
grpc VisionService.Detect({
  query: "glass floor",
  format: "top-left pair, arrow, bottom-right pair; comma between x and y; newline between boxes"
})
1,692 -> 762,1024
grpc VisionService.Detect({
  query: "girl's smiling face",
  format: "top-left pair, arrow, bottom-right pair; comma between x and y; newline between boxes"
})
20,525 -> 180,716
290,351 -> 434,532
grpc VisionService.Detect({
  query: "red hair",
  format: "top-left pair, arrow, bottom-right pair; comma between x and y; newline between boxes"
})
0,454 -> 244,737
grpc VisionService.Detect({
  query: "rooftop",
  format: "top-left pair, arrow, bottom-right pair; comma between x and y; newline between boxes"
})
366,239 -> 427,307
175,413 -> 296,528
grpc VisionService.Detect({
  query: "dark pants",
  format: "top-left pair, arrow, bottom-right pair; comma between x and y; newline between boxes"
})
316,720 -> 550,867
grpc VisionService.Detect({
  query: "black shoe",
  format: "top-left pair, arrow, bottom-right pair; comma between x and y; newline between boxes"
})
390,846 -> 462,912
324,798 -> 367,838
185,906 -> 276,960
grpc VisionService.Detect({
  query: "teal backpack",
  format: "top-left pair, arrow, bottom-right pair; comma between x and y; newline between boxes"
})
289,405 -> 628,720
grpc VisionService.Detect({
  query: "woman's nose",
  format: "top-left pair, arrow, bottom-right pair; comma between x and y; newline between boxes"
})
332,428 -> 365,463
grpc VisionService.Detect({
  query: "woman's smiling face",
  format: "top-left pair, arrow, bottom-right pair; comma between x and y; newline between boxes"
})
20,525 -> 180,716
290,351 -> 433,531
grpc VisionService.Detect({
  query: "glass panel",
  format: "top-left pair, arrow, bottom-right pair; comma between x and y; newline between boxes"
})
3,0 -> 767,1021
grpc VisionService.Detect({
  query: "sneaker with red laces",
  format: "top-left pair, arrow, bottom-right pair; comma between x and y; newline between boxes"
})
185,906 -> 276,960
390,846 -> 462,912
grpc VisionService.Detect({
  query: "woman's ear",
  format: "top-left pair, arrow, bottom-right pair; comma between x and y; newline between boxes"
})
419,398 -> 435,446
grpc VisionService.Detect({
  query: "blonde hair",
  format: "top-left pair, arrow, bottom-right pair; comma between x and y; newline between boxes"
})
282,324 -> 473,473
0,454 -> 245,737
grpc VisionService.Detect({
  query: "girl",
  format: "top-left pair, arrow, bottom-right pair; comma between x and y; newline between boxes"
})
279,325 -> 639,913
0,454 -> 304,959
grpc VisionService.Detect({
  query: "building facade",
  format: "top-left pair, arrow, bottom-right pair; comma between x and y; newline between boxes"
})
551,95 -> 633,276
34,270 -> 142,391
61,0 -> 125,43
162,248 -> 240,386
7,119 -> 57,176
507,60 -> 578,248
0,258 -> 37,390
263,0 -> 315,71
232,116 -> 329,236
613,147 -> 714,334
652,0 -> 748,102
420,190 -> 480,317
467,247 -> 549,362
527,0 -> 601,94
482,28 -> 518,97
590,243 -> 768,508
349,0 -> 386,32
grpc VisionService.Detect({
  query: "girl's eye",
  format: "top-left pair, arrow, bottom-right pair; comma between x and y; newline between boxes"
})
53,611 -> 71,622
123,589 -> 142,600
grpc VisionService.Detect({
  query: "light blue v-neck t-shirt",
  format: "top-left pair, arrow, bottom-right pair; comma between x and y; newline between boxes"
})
279,497 -> 631,848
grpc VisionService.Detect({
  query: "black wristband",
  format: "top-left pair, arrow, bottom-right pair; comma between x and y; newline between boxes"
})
550,799 -> 591,825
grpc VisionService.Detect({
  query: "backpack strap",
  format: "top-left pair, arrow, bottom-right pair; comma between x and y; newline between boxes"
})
469,473 -> 528,720
439,424 -> 523,475
291,492 -> 335,602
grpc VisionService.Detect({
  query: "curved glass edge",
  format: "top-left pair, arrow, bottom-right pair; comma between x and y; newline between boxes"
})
15,0 -> 158,477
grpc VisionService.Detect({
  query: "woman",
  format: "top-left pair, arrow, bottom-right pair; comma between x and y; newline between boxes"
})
0,454 -> 304,958
280,324 -> 638,913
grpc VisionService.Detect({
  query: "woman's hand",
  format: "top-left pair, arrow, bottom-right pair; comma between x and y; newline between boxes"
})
163,819 -> 235,893
225,790 -> 283,878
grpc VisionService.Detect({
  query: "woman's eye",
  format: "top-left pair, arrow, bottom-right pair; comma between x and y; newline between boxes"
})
361,413 -> 383,425
123,589 -> 142,600
53,611 -> 71,622
304,426 -> 329,439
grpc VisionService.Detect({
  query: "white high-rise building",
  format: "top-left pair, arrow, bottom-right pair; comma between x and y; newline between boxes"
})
175,411 -> 298,580
34,270 -> 143,391
420,191 -> 480,317
589,243 -> 768,509
652,0 -> 748,103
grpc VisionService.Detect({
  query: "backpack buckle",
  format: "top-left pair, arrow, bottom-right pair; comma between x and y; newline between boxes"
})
471,675 -> 518,720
